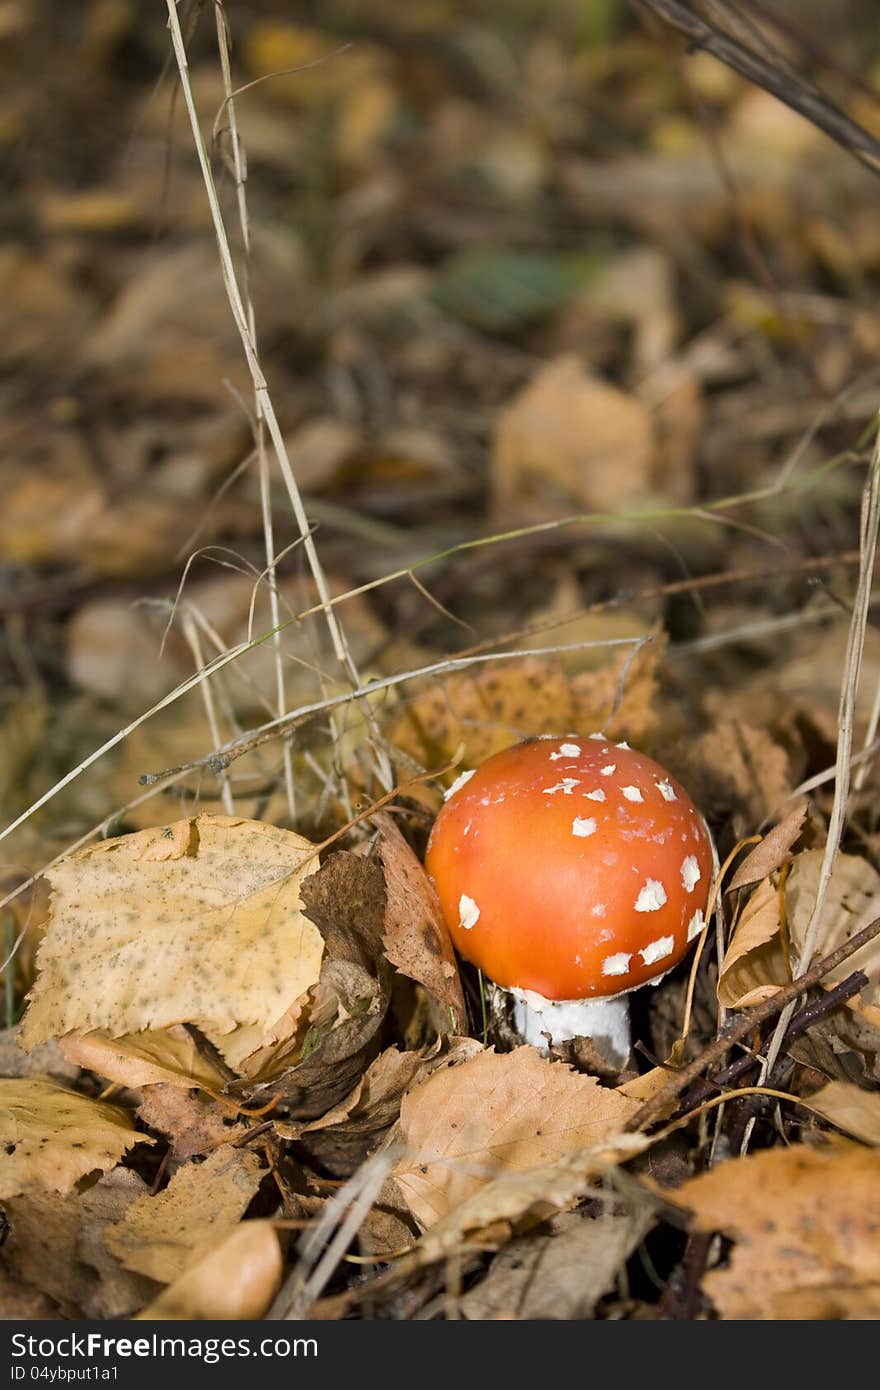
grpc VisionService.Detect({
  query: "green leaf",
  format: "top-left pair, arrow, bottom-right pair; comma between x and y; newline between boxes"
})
430,248 -> 604,334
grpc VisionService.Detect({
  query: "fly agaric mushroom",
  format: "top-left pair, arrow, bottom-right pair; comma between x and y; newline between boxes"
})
425,735 -> 715,1067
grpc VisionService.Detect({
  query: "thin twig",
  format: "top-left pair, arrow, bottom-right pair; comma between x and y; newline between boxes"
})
633,0 -> 880,176
625,912 -> 880,1132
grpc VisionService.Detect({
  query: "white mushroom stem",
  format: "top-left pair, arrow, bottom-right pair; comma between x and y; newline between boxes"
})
508,989 -> 632,1069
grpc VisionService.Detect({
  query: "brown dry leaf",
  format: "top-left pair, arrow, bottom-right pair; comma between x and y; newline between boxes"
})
390,656 -> 578,772
460,1205 -> 655,1320
492,355 -> 655,521
137,1085 -> 247,1160
234,853 -> 392,1111
673,1140 -> 880,1319
728,797 -> 809,890
2,1169 -> 157,1319
681,719 -> 792,827
0,248 -> 85,366
20,815 -> 323,1053
786,851 -> 880,1018
390,1047 -> 640,1231
570,628 -> 665,746
390,638 -> 663,775
278,1037 -> 483,1177
136,1220 -> 282,1321
375,812 -> 465,1029
59,1027 -> 231,1092
718,876 -> 785,1009
413,1131 -> 649,1265
805,1081 -> 880,1146
104,1147 -> 263,1284
0,1077 -> 151,1200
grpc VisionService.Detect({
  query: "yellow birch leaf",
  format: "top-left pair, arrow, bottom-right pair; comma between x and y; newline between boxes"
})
0,1077 -> 151,1200
20,815 -> 323,1049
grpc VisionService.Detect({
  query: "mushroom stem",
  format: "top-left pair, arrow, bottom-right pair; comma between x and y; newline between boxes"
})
508,989 -> 631,1069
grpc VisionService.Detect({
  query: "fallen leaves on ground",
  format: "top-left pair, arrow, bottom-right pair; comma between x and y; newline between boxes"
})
672,1141 -> 880,1319
389,1046 -> 640,1232
720,850 -> 880,1025
233,852 -> 392,1109
389,638 -> 664,775
2,1169 -> 157,1320
802,1080 -> 880,1146
492,355 -> 656,520
0,1077 -> 151,1200
104,1147 -> 263,1284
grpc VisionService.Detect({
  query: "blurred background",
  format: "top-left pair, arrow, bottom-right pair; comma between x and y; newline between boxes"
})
3,0 -> 880,960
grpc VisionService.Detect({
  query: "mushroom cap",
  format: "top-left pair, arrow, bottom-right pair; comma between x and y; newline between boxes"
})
425,736 -> 714,1001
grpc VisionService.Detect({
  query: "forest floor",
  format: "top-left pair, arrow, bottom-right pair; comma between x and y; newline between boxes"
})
3,0 -> 880,1321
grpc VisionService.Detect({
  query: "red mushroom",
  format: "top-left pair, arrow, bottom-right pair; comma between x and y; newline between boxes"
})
425,734 -> 715,1066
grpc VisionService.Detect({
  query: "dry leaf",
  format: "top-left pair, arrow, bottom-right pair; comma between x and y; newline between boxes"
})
718,876 -> 784,1009
492,355 -> 655,520
375,813 -> 465,1029
787,851 -> 880,1014
390,639 -> 663,775
673,1140 -> 880,1319
804,1080 -> 880,1146
20,815 -> 322,1052
460,1205 -> 654,1320
0,1077 -> 150,1199
2,1169 -> 157,1319
104,1147 -> 263,1284
234,853 -> 392,1110
680,719 -> 792,827
59,1027 -> 231,1092
728,797 -> 808,890
278,1037 -> 483,1177
137,1085 -> 247,1160
136,1221 -> 282,1320
391,1047 -> 639,1230
414,1132 -> 649,1264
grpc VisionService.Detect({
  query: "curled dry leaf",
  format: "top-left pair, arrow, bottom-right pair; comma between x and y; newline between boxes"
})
390,1047 -> 640,1232
20,815 -> 323,1070
728,796 -> 808,890
718,876 -> 783,1009
719,851 -> 880,1021
672,1140 -> 880,1319
374,812 -> 465,1030
803,1080 -> 880,1146
104,1147 -> 263,1284
0,1077 -> 151,1200
135,1220 -> 282,1321
59,1027 -> 230,1093
233,853 -> 392,1114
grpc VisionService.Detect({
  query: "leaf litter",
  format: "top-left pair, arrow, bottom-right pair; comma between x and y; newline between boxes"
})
4,0 -> 880,1323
